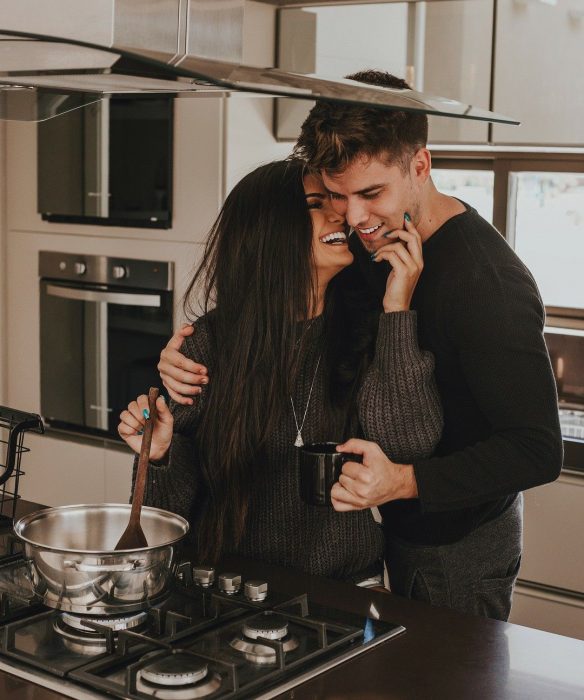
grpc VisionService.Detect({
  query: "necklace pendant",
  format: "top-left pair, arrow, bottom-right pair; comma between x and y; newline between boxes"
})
294,431 -> 304,448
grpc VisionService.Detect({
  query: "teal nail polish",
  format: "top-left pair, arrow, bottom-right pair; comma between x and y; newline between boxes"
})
137,430 -> 143,436
404,212 -> 411,222
160,395 -> 166,403
142,408 -> 150,419
370,252 -> 376,260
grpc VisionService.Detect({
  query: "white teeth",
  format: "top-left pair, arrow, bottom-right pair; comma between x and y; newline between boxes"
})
320,231 -> 347,244
358,223 -> 383,235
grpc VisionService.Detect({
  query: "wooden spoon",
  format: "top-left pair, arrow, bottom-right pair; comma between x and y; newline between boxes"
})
115,387 -> 159,550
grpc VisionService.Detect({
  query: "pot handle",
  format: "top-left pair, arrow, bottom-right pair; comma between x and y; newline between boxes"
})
64,560 -> 145,572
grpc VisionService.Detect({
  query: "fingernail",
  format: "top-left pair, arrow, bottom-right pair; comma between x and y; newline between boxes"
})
137,430 -> 143,436
383,230 -> 395,238
142,409 -> 150,419
370,252 -> 376,260
159,395 -> 166,403
404,212 -> 411,222
201,377 -> 209,384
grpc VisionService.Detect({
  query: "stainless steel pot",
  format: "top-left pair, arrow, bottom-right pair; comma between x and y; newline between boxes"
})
14,503 -> 189,615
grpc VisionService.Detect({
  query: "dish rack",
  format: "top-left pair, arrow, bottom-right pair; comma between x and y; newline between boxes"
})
0,405 -> 44,522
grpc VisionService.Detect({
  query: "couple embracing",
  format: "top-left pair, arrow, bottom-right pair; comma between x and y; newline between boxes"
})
118,71 -> 562,622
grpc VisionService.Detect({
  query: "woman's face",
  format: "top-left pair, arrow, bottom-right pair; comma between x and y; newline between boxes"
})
304,174 -> 353,281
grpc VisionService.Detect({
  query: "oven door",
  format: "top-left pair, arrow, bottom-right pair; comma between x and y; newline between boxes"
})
40,280 -> 173,440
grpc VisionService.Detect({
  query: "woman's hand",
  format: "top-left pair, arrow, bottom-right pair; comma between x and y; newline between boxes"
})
118,395 -> 173,461
158,324 -> 209,405
372,215 -> 423,313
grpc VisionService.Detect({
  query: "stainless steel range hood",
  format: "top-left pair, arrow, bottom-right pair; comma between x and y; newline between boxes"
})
0,0 -> 519,125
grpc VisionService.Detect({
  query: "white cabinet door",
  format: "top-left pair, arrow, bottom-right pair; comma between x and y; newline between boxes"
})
492,0 -> 584,145
20,433 -> 105,507
104,445 -> 134,504
511,583 -> 584,641
424,0 -> 493,144
520,470 -> 584,594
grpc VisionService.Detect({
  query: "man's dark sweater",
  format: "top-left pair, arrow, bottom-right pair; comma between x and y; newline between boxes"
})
354,204 -> 563,545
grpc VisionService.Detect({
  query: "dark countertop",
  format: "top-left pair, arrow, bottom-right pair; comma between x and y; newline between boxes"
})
1,501 -> 583,699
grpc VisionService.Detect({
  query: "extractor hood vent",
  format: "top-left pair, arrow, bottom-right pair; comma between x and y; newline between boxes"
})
0,1 -> 519,126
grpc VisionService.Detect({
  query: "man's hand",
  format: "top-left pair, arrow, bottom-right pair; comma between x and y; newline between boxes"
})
158,324 -> 209,405
331,438 -> 418,512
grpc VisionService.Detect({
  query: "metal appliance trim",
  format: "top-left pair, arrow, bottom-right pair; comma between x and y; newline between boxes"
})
45,284 -> 161,308
0,28 -> 519,125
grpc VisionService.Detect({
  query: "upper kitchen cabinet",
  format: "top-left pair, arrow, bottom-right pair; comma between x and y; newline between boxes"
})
275,3 -> 409,141
492,0 -> 584,145
274,1 -> 494,145
423,0 -> 493,144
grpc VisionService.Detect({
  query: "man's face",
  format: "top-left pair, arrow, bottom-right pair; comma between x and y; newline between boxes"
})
321,153 -> 423,253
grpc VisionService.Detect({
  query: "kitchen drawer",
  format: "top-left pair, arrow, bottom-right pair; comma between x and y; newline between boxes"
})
520,471 -> 584,594
511,583 -> 584,641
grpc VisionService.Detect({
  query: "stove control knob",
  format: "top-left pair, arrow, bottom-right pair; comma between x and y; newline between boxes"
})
74,262 -> 86,276
112,265 -> 127,280
218,572 -> 242,595
193,566 -> 215,588
244,580 -> 268,602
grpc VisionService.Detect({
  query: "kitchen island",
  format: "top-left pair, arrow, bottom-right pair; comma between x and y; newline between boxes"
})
1,500 -> 583,699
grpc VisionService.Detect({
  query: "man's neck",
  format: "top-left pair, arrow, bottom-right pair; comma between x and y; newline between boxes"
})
416,183 -> 467,244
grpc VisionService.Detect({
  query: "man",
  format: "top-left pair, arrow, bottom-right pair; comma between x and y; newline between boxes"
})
158,71 -> 562,621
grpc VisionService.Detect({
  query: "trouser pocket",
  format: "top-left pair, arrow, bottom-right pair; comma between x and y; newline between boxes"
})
475,554 -> 522,621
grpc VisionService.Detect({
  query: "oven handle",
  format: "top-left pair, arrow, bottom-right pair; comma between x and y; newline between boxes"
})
45,283 -> 161,308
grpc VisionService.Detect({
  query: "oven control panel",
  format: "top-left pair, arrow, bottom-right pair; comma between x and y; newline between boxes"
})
39,251 -> 173,291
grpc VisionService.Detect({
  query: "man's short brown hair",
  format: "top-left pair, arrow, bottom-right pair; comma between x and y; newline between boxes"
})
294,70 -> 428,174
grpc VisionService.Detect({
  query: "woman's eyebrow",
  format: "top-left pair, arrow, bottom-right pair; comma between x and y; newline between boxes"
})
304,192 -> 326,199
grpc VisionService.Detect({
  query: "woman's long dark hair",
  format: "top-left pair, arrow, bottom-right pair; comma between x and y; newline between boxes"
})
184,159 -> 377,563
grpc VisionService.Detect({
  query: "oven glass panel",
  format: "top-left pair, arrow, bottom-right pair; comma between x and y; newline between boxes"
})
40,281 -> 173,440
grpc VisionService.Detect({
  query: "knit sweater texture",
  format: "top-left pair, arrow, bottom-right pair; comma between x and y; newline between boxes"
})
137,311 -> 442,581
352,204 -> 563,545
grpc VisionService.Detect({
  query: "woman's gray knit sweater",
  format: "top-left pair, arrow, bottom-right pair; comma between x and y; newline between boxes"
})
136,311 -> 442,581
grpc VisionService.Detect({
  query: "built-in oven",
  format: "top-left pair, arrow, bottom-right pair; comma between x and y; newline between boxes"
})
39,251 -> 173,442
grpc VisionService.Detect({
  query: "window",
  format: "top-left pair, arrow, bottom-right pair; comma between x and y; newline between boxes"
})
432,168 -> 494,223
509,172 -> 584,311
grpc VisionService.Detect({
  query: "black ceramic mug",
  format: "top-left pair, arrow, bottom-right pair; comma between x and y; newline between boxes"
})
299,442 -> 362,506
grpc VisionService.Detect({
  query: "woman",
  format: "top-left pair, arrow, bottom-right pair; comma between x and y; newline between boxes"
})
118,159 -> 442,584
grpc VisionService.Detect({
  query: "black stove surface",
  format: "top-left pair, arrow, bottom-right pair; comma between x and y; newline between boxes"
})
0,530 -> 405,699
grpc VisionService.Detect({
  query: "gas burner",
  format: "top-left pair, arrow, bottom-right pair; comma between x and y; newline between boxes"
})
137,652 -> 222,699
61,611 -> 148,632
53,616 -> 109,656
230,612 -> 299,665
53,611 -> 149,655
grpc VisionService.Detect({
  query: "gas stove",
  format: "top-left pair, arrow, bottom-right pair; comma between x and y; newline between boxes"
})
0,530 -> 405,699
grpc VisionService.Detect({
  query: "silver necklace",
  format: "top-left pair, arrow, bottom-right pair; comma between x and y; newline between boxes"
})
290,354 -> 321,447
